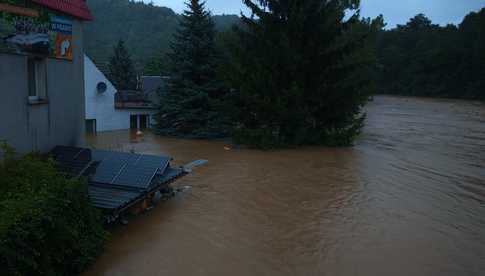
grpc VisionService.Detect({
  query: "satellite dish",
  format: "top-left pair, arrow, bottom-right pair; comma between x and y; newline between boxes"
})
96,82 -> 107,93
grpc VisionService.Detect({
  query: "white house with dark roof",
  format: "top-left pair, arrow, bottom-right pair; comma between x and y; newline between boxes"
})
84,55 -> 160,133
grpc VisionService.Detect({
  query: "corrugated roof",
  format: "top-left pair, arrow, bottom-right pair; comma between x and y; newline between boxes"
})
32,0 -> 92,20
88,185 -> 141,210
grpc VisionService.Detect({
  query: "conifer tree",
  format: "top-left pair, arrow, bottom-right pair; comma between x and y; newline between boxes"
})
107,39 -> 137,90
226,0 -> 383,148
156,0 -> 228,138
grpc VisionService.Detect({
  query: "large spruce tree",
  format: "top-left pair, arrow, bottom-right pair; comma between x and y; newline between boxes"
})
156,0 -> 228,138
107,39 -> 137,90
225,0 -> 382,148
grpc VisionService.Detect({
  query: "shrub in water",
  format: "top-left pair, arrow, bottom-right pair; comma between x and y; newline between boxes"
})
0,144 -> 107,275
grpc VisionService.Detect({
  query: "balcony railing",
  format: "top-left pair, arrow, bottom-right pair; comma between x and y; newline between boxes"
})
114,101 -> 157,110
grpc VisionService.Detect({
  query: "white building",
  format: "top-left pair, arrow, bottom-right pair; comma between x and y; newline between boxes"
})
0,0 -> 92,154
84,55 -> 159,133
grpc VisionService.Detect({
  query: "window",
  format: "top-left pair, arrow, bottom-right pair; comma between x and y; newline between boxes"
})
130,115 -> 150,130
27,57 -> 47,101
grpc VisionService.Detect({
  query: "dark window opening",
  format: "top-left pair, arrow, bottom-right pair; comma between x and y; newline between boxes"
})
130,115 -> 150,130
86,119 -> 96,134
27,57 -> 47,100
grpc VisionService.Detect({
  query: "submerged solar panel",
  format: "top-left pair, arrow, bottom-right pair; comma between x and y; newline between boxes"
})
135,155 -> 170,168
91,158 -> 126,184
112,164 -> 158,189
150,167 -> 185,190
92,150 -> 135,163
91,151 -> 136,184
111,155 -> 170,189
51,146 -> 186,212
89,150 -> 170,189
51,146 -> 92,177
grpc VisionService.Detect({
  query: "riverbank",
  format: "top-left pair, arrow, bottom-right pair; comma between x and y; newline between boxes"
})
84,96 -> 485,276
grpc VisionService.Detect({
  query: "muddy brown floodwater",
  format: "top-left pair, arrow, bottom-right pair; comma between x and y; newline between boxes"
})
84,96 -> 485,276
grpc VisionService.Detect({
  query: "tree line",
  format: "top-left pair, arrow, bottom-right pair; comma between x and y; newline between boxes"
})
106,0 -> 485,148
377,10 -> 485,100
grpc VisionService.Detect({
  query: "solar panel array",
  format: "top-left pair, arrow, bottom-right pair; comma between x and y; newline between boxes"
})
91,152 -> 134,184
90,150 -> 170,190
51,146 -> 92,177
51,146 -> 181,211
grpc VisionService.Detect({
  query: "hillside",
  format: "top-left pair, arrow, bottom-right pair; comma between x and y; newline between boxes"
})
84,0 -> 240,71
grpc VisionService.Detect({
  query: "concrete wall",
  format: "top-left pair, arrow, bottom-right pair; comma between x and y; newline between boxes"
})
84,56 -> 156,132
0,20 -> 85,154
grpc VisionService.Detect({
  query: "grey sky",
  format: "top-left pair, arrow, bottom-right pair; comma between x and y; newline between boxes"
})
151,0 -> 485,27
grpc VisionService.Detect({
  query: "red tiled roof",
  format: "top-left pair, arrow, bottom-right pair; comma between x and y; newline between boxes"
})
32,0 -> 92,20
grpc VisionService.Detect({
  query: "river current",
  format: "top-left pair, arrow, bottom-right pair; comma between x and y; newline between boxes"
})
84,96 -> 485,276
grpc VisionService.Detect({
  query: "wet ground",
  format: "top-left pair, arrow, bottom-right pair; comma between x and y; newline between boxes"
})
84,96 -> 485,276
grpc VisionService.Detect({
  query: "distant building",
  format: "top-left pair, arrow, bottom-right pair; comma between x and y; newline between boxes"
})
84,56 -> 163,133
0,0 -> 92,154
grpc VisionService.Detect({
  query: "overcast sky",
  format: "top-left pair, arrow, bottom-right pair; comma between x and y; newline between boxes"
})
151,0 -> 485,27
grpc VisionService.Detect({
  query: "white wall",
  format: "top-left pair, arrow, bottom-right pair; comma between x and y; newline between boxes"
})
84,55 -> 156,132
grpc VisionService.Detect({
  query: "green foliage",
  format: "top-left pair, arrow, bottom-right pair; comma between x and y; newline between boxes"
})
143,54 -> 170,76
107,39 -> 138,90
143,56 -> 164,76
0,143 -> 107,276
212,14 -> 241,31
155,0 -> 231,139
376,9 -> 485,100
224,0 -> 381,148
84,0 -> 179,71
84,0 -> 240,72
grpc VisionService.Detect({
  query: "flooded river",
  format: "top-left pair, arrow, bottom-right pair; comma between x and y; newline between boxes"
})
84,96 -> 485,276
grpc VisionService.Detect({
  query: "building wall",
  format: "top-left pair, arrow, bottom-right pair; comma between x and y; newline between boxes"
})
0,20 -> 85,154
84,56 -> 156,132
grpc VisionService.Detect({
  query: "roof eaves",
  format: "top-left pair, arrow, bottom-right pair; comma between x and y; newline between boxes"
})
31,0 -> 93,21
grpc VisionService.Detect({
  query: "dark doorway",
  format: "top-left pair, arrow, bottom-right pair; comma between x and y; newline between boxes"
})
130,115 -> 138,129
85,119 -> 96,134
139,115 -> 148,129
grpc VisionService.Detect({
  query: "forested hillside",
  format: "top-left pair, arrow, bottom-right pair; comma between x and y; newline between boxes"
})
377,9 -> 485,100
85,1 -> 484,100
84,0 -> 239,72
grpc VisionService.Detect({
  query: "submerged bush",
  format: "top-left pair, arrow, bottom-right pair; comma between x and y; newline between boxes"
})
0,144 -> 107,276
